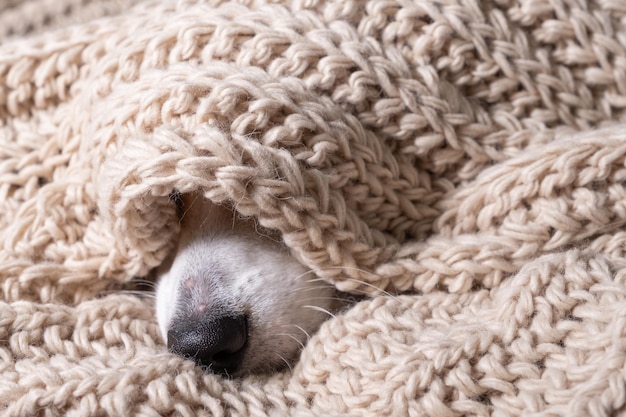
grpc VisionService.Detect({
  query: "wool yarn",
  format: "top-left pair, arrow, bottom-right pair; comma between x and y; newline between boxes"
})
1,0 -> 626,415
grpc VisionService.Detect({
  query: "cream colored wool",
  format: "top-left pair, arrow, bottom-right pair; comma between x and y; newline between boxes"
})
0,0 -> 144,40
1,0 -> 626,415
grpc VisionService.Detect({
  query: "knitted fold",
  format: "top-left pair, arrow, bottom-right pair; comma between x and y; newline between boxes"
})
1,0 -> 625,415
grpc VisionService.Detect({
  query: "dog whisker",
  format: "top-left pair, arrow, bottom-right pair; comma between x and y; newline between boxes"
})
290,269 -> 317,283
292,324 -> 311,341
275,352 -> 293,373
315,268 -> 399,295
275,332 -> 305,349
299,266 -> 411,310
99,289 -> 158,300
297,296 -> 350,305
132,278 -> 157,287
127,291 -> 157,299
287,285 -> 337,295
302,305 -> 336,319
302,276 -> 331,284
301,265 -> 398,297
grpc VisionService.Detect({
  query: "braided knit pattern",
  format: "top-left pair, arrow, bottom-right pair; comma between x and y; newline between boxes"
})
0,0 -> 144,40
1,0 -> 626,415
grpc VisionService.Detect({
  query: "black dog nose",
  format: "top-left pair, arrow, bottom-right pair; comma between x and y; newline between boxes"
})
167,314 -> 248,375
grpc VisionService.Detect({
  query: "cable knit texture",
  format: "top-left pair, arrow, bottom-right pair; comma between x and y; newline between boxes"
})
1,0 -> 626,415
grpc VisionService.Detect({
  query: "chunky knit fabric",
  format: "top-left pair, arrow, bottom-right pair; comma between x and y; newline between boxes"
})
1,0 -> 626,415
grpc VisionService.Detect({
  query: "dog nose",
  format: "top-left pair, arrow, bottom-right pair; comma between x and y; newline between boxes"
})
167,314 -> 248,375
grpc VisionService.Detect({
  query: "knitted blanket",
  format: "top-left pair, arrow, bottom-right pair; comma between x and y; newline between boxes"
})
1,0 -> 626,415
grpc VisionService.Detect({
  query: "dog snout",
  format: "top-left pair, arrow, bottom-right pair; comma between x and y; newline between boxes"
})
167,314 -> 248,375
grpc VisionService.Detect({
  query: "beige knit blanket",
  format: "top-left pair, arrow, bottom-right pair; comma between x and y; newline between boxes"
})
1,0 -> 626,415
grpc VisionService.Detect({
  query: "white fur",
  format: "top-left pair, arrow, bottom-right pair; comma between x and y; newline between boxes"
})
155,193 -> 339,375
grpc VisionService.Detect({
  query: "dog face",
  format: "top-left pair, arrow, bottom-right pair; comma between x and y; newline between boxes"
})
156,193 -> 341,376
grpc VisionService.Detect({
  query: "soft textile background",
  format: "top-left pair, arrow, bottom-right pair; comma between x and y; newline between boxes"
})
1,0 -> 626,415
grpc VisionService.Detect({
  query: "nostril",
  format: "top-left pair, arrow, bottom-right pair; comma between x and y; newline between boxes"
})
167,314 -> 248,375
